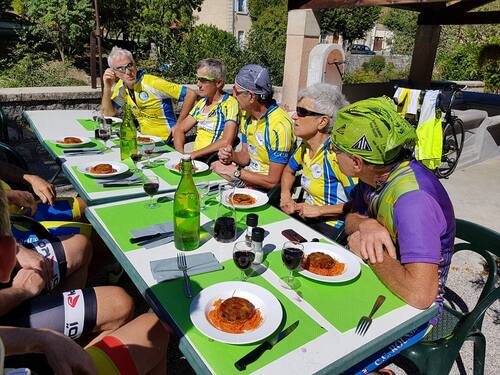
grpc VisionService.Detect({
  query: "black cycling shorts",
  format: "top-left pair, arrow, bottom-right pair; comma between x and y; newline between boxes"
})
0,288 -> 97,339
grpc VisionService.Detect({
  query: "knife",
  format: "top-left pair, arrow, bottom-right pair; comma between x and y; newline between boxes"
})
130,232 -> 173,244
234,320 -> 299,371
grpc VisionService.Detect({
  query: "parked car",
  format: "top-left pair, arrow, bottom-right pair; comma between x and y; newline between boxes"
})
0,11 -> 28,40
349,44 -> 376,55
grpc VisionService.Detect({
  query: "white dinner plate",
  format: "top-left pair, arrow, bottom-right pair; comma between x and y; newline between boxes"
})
190,281 -> 282,345
217,188 -> 269,209
77,161 -> 129,178
298,242 -> 361,283
164,158 -> 209,175
104,116 -> 122,124
53,136 -> 91,148
136,134 -> 162,145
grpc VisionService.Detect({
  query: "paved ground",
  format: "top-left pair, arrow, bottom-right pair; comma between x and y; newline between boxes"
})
8,127 -> 500,374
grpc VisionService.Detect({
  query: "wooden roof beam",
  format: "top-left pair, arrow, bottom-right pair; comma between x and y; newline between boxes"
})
418,10 -> 500,24
446,0 -> 497,12
288,0 -> 446,10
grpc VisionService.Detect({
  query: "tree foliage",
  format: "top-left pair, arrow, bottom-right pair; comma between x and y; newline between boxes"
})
162,25 -> 243,83
380,8 -> 417,55
245,0 -> 288,85
15,0 -> 94,62
319,7 -> 381,45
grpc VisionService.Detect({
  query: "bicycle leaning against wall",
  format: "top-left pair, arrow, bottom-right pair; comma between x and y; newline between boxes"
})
435,85 -> 465,178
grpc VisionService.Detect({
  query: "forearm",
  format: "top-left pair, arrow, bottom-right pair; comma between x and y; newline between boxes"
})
240,169 -> 280,190
370,259 -> 438,309
232,150 -> 250,166
317,203 -> 346,217
0,287 -> 31,316
178,90 -> 197,123
280,170 -> 296,199
100,86 -> 116,116
345,212 -> 370,235
173,127 -> 186,153
0,326 -> 48,355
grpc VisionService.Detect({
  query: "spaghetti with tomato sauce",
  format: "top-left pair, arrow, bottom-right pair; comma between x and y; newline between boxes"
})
207,297 -> 263,334
303,252 -> 345,276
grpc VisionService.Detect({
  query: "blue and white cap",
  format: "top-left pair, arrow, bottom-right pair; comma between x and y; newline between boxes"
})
235,64 -> 273,96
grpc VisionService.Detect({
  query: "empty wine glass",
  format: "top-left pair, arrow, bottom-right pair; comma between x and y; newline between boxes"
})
233,241 -> 255,281
197,182 -> 211,211
143,175 -> 159,208
142,143 -> 156,168
281,241 -> 304,290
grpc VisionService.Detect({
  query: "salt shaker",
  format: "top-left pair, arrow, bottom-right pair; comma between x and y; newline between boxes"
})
251,227 -> 264,264
245,213 -> 258,246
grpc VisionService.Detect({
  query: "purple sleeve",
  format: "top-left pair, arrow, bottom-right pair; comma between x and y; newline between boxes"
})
394,190 -> 446,265
350,183 -> 369,216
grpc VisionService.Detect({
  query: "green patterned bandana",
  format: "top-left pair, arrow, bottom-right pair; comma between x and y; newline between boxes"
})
331,96 -> 416,165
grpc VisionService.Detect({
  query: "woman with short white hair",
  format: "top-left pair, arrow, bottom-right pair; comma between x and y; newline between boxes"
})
280,83 -> 357,239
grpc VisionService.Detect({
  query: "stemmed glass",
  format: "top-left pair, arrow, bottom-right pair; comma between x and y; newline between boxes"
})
281,241 -> 304,290
130,149 -> 143,173
142,143 -> 156,168
143,175 -> 159,208
197,182 -> 211,211
233,241 -> 255,281
98,122 -> 112,152
214,183 -> 237,243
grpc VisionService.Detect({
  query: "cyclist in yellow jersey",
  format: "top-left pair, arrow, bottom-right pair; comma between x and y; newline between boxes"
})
174,59 -> 239,161
211,64 -> 295,190
280,84 -> 356,240
101,46 -> 197,140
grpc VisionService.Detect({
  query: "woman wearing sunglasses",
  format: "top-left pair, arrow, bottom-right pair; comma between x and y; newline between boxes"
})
173,58 -> 239,161
280,83 -> 357,240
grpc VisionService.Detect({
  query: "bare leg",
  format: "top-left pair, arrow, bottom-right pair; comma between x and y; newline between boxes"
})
86,313 -> 170,375
55,234 -> 92,291
82,286 -> 135,347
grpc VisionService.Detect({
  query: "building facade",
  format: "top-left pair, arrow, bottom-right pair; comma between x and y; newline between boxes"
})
195,0 -> 252,46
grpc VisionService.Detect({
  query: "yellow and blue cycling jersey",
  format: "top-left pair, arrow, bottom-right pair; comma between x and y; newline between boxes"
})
1,180 -> 91,243
288,138 -> 357,228
241,103 -> 295,174
190,93 -> 239,152
111,70 -> 187,139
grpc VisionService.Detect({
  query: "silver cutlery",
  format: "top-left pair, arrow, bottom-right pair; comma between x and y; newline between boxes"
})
177,253 -> 192,298
355,295 -> 385,336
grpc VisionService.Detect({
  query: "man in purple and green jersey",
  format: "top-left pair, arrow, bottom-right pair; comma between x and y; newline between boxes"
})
330,97 -> 455,374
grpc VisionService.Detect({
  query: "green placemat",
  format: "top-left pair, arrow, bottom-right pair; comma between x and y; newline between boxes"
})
95,199 -> 210,252
149,259 -> 326,374
46,139 -> 106,157
151,163 -> 222,186
266,252 -> 405,333
77,118 -> 100,131
71,159 -> 143,193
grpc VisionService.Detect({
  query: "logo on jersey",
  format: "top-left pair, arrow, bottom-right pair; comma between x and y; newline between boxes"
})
138,91 -> 149,101
352,135 -> 372,151
311,163 -> 323,179
32,239 -> 60,290
248,143 -> 258,156
255,132 -> 264,146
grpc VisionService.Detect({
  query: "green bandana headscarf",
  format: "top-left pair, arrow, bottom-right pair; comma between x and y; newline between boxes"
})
331,96 -> 417,165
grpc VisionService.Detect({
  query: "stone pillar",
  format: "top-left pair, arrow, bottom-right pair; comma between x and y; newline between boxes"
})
281,9 -> 320,110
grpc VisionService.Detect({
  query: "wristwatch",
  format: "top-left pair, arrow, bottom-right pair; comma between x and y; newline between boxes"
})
233,165 -> 242,178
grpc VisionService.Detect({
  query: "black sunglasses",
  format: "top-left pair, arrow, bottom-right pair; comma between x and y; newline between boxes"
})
295,106 -> 327,118
113,63 -> 135,73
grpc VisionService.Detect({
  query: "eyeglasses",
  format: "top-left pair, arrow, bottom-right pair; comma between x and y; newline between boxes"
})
113,63 -> 135,73
295,106 -> 328,118
196,75 -> 217,83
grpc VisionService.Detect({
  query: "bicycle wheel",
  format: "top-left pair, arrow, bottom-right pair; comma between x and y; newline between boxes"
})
435,117 -> 465,178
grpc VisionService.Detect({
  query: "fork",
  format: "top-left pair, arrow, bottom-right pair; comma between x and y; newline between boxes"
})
355,295 -> 385,336
177,253 -> 192,298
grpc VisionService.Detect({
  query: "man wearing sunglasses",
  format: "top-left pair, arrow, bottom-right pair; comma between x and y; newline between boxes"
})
211,64 -> 295,190
280,83 -> 356,240
101,46 -> 197,140
173,59 -> 238,161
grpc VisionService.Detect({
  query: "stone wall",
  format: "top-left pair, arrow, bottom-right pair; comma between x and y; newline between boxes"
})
344,54 -> 411,73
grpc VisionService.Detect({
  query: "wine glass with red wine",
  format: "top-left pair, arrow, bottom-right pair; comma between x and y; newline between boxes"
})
98,122 -> 112,152
143,175 -> 159,208
233,241 -> 255,281
214,184 -> 237,243
130,150 -> 143,172
281,241 -> 304,290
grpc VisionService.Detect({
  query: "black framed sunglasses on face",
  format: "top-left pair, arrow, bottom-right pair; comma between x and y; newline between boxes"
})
295,106 -> 328,118
113,63 -> 135,73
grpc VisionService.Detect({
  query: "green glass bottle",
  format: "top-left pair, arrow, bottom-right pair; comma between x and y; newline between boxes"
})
174,155 -> 200,250
120,104 -> 138,160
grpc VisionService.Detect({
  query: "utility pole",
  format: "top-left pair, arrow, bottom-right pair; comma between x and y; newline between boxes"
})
90,0 -> 104,91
